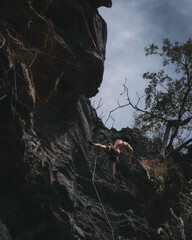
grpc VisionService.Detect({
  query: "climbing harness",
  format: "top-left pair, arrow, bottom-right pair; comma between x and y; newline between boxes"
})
106,145 -> 120,157
76,154 -> 115,240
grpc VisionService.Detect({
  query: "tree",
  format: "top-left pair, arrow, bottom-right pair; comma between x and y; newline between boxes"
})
133,38 -> 192,156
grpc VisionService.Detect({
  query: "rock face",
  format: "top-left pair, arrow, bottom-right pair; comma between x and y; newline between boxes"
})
0,94 -> 183,240
0,1 -> 185,240
0,0 -> 108,167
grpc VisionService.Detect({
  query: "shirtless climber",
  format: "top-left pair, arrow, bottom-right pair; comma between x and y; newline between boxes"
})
93,139 -> 133,178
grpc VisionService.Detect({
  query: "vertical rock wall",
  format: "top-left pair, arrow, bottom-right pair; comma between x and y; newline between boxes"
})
0,1 -> 184,239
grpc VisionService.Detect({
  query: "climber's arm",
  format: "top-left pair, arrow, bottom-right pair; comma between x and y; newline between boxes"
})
126,143 -> 133,162
94,143 -> 107,150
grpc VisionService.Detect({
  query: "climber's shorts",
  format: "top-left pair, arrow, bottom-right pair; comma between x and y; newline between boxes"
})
109,155 -> 118,162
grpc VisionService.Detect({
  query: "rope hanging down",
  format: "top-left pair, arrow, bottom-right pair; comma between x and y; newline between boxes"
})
91,154 -> 115,240
76,154 -> 115,240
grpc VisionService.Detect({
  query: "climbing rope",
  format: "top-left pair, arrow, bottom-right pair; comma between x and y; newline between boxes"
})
0,95 -> 6,101
76,154 -> 115,240
91,155 -> 115,240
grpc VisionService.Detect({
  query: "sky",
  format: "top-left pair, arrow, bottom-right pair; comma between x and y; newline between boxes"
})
91,0 -> 192,130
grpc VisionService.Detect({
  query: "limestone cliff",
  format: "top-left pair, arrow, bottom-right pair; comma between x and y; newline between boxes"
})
0,1 -> 187,240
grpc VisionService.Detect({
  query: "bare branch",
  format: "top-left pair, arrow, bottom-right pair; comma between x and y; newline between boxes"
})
120,78 -> 127,95
105,102 -> 130,126
105,79 -> 168,128
99,112 -> 105,120
136,91 -> 145,106
159,82 -> 169,92
175,138 -> 192,152
109,115 -> 115,128
95,98 -> 103,110
122,82 -> 167,121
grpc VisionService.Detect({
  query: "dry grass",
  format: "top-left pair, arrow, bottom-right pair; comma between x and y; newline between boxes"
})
140,157 -> 168,182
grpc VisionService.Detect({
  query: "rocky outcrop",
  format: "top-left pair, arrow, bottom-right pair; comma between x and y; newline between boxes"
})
0,93 -> 183,240
0,0 -> 108,114
0,1 -> 186,240
0,0 -> 109,167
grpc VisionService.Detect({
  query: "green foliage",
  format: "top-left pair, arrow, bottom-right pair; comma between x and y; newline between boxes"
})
134,38 -> 192,155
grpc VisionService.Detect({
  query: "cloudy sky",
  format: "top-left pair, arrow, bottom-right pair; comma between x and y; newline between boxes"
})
92,0 -> 192,130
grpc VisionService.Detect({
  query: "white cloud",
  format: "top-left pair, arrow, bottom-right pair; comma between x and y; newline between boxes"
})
93,0 -> 192,130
